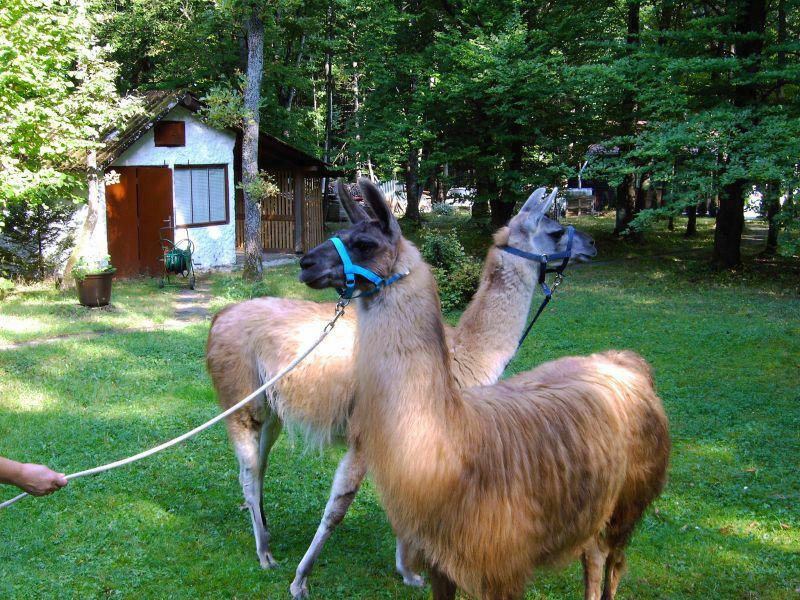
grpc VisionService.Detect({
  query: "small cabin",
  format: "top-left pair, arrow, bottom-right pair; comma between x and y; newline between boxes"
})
94,90 -> 330,277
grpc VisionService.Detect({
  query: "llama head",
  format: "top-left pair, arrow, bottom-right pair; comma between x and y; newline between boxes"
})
299,178 -> 402,292
505,188 -> 597,263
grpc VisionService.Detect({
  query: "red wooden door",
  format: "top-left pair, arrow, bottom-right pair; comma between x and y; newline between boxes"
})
105,166 -> 173,276
136,167 -> 173,275
105,167 -> 139,277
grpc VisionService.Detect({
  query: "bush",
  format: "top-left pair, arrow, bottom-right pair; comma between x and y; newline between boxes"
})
420,228 -> 468,270
420,229 -> 482,312
0,199 -> 78,281
432,202 -> 455,216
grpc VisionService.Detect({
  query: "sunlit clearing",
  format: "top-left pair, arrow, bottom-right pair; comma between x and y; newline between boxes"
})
0,315 -> 46,335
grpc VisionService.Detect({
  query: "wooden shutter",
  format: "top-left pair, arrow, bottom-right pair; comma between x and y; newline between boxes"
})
154,121 -> 185,147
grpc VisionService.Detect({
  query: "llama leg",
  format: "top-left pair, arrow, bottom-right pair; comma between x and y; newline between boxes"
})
396,538 -> 425,587
254,410 -> 282,568
232,409 -> 282,569
581,538 -> 608,600
429,565 -> 457,600
290,447 -> 366,599
601,549 -> 627,600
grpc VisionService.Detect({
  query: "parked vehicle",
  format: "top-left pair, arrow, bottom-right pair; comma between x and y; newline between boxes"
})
445,187 -> 475,207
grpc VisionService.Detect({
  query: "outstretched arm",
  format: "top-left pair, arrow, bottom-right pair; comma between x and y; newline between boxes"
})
0,457 -> 68,496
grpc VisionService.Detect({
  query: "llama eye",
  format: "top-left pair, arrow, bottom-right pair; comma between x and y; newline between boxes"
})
354,239 -> 376,251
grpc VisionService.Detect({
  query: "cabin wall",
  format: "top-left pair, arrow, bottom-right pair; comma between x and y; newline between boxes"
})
110,106 -> 237,269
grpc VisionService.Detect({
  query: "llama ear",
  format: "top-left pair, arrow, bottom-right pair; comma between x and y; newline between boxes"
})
519,187 -> 547,213
537,187 -> 558,216
359,177 -> 400,239
337,179 -> 368,223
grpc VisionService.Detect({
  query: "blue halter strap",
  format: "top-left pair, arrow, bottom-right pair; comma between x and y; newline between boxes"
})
498,225 -> 575,349
329,237 -> 408,299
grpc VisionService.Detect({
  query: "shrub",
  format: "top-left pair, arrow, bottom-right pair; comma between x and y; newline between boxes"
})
420,229 -> 468,271
420,229 -> 482,312
432,202 -> 455,216
0,199 -> 78,281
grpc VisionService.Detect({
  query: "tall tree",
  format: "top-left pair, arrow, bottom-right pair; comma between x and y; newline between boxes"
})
242,2 -> 266,281
0,0 -> 139,281
713,0 -> 767,267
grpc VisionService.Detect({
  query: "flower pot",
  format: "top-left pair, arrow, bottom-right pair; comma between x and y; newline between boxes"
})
76,272 -> 114,307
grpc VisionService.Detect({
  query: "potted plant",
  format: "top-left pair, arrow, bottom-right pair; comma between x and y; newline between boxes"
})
73,255 -> 116,307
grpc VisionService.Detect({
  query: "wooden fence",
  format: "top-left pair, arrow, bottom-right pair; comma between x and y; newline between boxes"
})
235,169 -> 324,253
303,177 -> 324,251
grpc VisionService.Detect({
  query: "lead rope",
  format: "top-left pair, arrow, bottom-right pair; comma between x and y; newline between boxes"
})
0,299 -> 350,511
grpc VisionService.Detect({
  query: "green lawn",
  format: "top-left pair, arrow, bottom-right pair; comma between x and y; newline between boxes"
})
0,278 -> 175,346
1,218 -> 798,599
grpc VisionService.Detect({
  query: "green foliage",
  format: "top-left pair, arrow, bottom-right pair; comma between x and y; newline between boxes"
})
431,202 -> 455,217
0,276 -> 14,299
420,229 -> 482,312
238,170 -> 279,203
0,0 -> 140,223
0,198 -> 77,281
776,192 -> 800,258
71,255 -> 115,282
200,78 -> 249,130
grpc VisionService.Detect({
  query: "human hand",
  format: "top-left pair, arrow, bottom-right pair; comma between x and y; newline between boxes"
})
16,463 -> 68,496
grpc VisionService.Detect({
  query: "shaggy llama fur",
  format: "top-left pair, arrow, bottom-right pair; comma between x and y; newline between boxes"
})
299,180 -> 670,600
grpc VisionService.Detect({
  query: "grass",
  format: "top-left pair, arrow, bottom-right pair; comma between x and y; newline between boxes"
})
0,215 -> 798,599
0,277 -> 175,346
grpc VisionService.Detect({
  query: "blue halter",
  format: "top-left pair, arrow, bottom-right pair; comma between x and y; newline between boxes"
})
498,225 -> 575,348
329,237 -> 408,299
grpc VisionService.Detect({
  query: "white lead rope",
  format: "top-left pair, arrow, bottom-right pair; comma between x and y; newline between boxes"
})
0,302 -> 349,511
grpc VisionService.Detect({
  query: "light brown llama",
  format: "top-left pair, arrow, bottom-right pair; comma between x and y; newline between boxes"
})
206,184 -> 597,596
298,179 -> 670,600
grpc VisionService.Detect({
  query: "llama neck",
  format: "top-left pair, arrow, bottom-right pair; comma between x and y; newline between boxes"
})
450,229 -> 539,386
352,240 -> 465,494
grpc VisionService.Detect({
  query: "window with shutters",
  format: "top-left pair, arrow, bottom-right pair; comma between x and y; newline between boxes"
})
154,121 -> 186,146
173,165 -> 229,227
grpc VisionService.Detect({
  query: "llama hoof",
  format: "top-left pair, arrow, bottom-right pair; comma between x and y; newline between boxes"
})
402,573 -> 426,588
258,552 -> 278,569
290,577 -> 309,599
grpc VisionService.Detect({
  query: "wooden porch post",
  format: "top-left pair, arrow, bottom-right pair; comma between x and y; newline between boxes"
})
293,169 -> 304,253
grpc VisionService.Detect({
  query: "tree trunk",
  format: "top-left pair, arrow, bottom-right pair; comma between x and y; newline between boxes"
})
242,8 -> 265,281
320,0 -> 334,207
614,2 -> 641,239
283,34 -> 305,111
404,145 -> 421,222
713,0 -> 767,268
490,197 -> 515,230
614,173 -> 637,236
764,182 -> 781,254
62,150 -> 100,287
353,65 -> 362,178
489,133 -> 523,230
685,204 -> 697,237
472,170 -> 490,220
713,180 -> 746,267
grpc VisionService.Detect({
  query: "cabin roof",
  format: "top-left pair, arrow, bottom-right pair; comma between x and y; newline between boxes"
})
97,90 -> 331,173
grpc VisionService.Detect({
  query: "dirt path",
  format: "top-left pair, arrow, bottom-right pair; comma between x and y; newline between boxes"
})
163,279 -> 212,328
